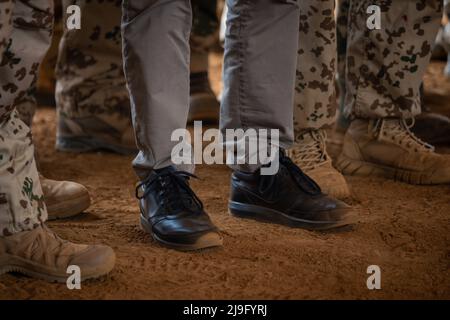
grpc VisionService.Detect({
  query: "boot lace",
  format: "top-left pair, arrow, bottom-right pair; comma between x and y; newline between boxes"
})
287,130 -> 329,171
136,169 -> 203,214
373,118 -> 435,153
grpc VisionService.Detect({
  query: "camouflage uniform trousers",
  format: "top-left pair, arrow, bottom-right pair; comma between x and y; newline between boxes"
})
53,0 -> 218,153
293,0 -> 337,140
337,0 -> 442,119
0,0 -> 52,236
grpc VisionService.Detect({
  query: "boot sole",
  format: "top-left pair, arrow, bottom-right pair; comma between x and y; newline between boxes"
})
56,137 -> 137,155
0,253 -> 115,283
336,154 -> 444,185
229,201 -> 356,231
46,193 -> 91,221
140,215 -> 223,252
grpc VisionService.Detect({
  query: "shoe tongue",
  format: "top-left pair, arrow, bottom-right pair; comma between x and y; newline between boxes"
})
153,168 -> 200,212
384,118 -> 403,129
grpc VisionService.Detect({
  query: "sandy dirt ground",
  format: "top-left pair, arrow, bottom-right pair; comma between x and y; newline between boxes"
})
0,56 -> 449,300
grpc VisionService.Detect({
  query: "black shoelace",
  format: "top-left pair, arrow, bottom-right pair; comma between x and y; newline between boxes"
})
136,170 -> 204,213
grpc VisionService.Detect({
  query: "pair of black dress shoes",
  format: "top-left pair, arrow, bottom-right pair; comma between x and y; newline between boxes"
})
136,152 -> 354,251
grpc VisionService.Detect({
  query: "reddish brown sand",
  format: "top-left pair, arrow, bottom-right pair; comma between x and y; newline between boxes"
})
0,58 -> 449,300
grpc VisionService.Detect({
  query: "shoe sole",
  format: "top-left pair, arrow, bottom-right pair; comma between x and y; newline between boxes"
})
46,193 -> 91,221
0,253 -> 115,283
229,201 -> 356,231
336,153 -> 445,185
140,215 -> 223,251
56,137 -> 137,155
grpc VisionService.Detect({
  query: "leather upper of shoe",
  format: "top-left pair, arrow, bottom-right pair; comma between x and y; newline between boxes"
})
343,118 -> 450,174
40,175 -> 89,206
230,153 -> 350,222
0,225 -> 114,271
137,167 -> 218,242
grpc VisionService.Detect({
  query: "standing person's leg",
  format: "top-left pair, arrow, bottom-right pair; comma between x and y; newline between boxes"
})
221,0 -> 299,160
336,0 -> 450,184
55,0 -> 220,155
189,0 -> 221,122
222,0 -> 355,230
8,0 -> 93,221
122,0 -> 192,175
336,0 -> 351,131
341,0 -> 449,146
56,0 -> 135,155
121,0 -> 222,251
0,0 -> 115,282
287,0 -> 351,199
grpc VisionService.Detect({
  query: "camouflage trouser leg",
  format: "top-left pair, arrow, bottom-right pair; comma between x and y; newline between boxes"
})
0,0 -> 52,236
337,0 -> 350,91
55,0 -> 132,144
293,0 -> 337,137
336,0 -> 351,129
344,0 -> 442,119
55,0 -> 218,150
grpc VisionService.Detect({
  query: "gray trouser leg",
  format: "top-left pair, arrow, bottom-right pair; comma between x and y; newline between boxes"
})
121,0 -> 192,179
220,0 -> 300,172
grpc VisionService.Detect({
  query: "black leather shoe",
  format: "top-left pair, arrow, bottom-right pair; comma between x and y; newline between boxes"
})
229,152 -> 356,230
137,166 -> 222,251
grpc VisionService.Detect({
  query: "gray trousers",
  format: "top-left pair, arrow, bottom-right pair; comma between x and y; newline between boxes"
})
122,0 -> 300,179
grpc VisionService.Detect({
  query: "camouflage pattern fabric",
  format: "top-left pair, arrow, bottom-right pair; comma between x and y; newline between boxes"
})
0,0 -> 52,236
339,0 -> 442,119
336,0 -> 352,129
55,0 -> 131,149
293,0 -> 337,138
54,0 -> 218,153
337,0 -> 350,97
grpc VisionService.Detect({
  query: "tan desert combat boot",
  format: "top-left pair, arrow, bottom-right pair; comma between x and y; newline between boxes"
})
336,118 -> 450,184
287,129 -> 351,199
0,225 -> 115,282
40,175 -> 91,220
